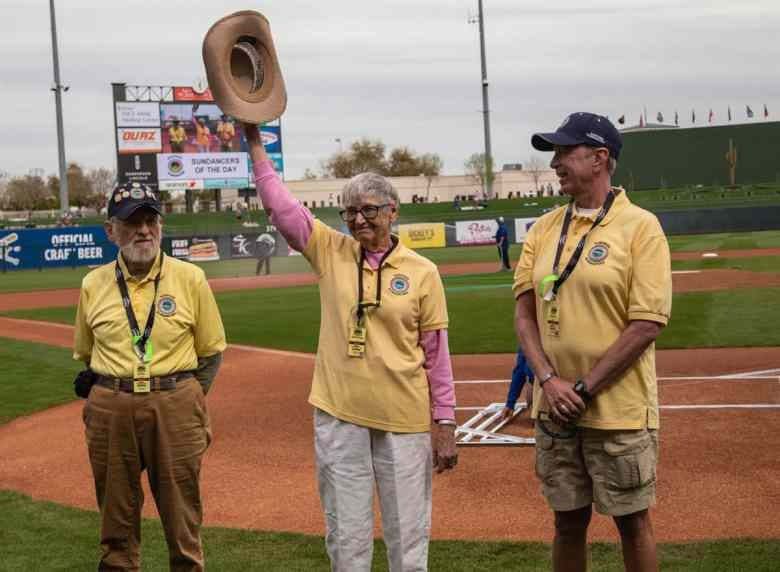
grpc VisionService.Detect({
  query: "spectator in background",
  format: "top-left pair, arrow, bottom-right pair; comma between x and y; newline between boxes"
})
499,346 -> 534,421
169,119 -> 186,153
495,216 -> 511,271
254,233 -> 275,275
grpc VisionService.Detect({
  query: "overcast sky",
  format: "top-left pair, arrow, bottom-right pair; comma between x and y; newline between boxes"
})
1,0 -> 779,180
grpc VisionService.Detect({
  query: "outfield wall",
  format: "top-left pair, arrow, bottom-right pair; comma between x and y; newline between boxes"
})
615,121 -> 780,190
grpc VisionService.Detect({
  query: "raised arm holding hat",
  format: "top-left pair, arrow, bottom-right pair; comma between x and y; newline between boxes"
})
513,112 -> 671,572
74,181 -> 226,570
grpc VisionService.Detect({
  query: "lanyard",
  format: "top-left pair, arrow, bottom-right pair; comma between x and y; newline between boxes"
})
356,238 -> 397,323
550,191 -> 615,297
115,252 -> 164,362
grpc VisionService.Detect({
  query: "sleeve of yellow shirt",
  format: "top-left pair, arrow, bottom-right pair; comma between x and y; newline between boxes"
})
302,219 -> 340,277
512,223 -> 539,299
628,218 -> 672,325
419,268 -> 449,332
73,285 -> 93,364
192,270 -> 227,357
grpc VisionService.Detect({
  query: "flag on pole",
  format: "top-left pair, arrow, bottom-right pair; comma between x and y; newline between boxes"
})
746,105 -> 754,118
639,114 -> 644,127
674,111 -> 679,126
691,109 -> 696,124
764,103 -> 770,118
708,109 -> 714,123
656,111 -> 664,123
728,106 -> 732,121
618,115 -> 626,125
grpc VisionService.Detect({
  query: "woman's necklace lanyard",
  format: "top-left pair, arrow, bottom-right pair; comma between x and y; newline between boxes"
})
115,252 -> 165,363
549,191 -> 615,300
355,239 -> 398,326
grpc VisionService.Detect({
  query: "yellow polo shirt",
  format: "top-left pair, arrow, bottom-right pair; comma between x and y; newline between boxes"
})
513,189 -> 672,430
73,251 -> 226,377
304,220 -> 449,433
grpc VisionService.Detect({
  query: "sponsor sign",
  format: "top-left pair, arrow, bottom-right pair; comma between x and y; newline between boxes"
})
169,238 -> 191,259
158,179 -> 204,191
173,86 -> 215,101
117,128 -> 162,154
261,125 -> 282,154
455,219 -> 499,245
188,238 -> 220,262
0,227 -> 117,270
204,178 -> 248,189
156,153 -> 248,181
117,154 -> 159,188
514,217 -> 537,243
115,102 -> 160,127
398,223 -> 445,249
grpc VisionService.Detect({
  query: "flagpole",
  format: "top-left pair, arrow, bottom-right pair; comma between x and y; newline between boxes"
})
49,0 -> 69,213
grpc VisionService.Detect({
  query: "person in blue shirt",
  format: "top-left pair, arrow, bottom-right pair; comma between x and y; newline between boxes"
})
495,216 -> 511,271
499,346 -> 534,421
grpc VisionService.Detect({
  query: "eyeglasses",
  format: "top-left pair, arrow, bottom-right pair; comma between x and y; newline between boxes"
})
339,204 -> 393,222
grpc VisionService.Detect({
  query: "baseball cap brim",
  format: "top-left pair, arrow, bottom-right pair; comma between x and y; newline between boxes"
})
531,132 -> 586,151
113,201 -> 162,221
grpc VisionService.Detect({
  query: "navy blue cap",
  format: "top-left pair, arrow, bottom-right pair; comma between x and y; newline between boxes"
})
108,181 -> 162,220
532,112 -> 622,160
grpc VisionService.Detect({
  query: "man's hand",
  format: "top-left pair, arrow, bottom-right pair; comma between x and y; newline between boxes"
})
431,423 -> 458,474
542,377 -> 586,425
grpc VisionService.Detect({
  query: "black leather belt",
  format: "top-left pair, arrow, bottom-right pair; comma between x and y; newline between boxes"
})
95,372 -> 195,393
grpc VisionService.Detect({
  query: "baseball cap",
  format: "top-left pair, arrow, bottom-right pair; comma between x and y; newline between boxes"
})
108,181 -> 162,220
531,112 -> 623,160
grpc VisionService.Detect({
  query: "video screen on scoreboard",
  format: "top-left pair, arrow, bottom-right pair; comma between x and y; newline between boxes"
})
114,86 -> 284,190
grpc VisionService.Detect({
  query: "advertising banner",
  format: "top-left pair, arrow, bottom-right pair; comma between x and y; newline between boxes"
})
514,217 -> 537,243
173,87 -> 215,101
116,102 -> 160,127
398,223 -> 446,249
261,125 -> 282,154
0,227 -> 117,270
158,179 -> 204,191
187,238 -> 220,262
455,219 -> 499,245
117,154 -> 159,188
157,153 -> 248,182
169,238 -> 191,259
117,128 -> 162,154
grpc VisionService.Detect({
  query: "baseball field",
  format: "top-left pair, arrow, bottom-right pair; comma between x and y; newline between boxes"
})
0,231 -> 779,570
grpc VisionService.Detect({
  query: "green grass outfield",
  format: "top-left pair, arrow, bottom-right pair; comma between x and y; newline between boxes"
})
7,181 -> 780,237
2,229 -> 780,294
4,276 -> 780,354
1,490 -> 779,571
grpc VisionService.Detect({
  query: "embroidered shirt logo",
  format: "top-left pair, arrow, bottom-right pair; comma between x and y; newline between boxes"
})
389,274 -> 410,295
586,242 -> 610,264
157,295 -> 177,316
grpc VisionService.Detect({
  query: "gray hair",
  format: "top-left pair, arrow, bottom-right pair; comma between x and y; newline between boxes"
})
608,157 -> 617,176
341,172 -> 399,209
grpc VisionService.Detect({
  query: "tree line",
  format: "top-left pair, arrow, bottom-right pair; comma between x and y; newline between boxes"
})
0,164 -> 115,212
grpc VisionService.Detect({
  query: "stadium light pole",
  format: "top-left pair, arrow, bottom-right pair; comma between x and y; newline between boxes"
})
470,0 -> 494,199
49,0 -> 69,213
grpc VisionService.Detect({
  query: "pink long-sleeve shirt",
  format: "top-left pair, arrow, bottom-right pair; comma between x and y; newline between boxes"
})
253,160 -> 455,420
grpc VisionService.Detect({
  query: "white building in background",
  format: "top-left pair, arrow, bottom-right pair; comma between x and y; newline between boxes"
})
221,167 -> 559,210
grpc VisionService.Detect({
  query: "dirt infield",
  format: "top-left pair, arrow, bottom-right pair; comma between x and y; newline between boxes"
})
1,252 -> 779,312
0,316 -> 778,543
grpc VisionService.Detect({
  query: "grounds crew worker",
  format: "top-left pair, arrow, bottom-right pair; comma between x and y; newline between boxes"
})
513,112 -> 672,572
73,182 -> 226,571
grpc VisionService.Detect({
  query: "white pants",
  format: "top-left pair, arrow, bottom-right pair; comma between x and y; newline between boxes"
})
314,408 -> 432,572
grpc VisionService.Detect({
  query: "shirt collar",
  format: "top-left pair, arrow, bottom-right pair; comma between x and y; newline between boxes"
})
116,249 -> 164,283
353,235 -> 406,270
599,187 -> 630,226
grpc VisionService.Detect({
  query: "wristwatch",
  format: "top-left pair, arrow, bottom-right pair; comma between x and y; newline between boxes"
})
573,379 -> 593,404
538,370 -> 556,386
435,419 -> 457,426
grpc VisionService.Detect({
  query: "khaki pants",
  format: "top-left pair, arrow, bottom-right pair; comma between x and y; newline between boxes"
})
314,409 -> 432,572
83,378 -> 212,571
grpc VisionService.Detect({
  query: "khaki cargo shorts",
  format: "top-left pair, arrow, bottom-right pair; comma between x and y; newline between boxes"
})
534,422 -> 658,516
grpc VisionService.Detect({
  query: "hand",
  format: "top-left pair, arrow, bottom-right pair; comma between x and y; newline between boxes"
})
431,423 -> 458,474
498,406 -> 515,422
541,377 -> 586,426
242,122 -> 261,144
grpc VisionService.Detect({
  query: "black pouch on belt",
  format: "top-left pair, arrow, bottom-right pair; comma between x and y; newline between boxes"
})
73,368 -> 97,398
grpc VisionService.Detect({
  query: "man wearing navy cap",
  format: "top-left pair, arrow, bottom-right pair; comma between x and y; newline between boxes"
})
74,181 -> 226,570
513,113 -> 672,571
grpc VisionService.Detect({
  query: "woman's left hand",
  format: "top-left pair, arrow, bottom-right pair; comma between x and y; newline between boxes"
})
432,423 -> 458,473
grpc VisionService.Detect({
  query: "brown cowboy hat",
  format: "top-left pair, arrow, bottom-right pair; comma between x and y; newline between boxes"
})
202,10 -> 287,124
